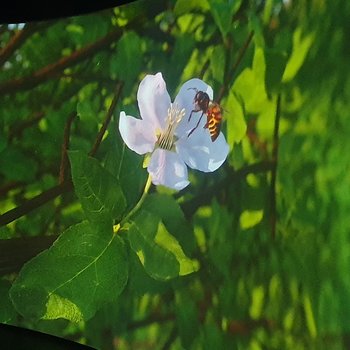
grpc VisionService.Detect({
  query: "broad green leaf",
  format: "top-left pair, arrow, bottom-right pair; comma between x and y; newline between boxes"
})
167,34 -> 195,92
209,45 -> 225,84
110,31 -> 142,89
174,0 -> 210,15
142,194 -> 196,254
128,209 -> 198,280
282,28 -> 315,82
208,0 -> 242,37
127,211 -> 179,280
104,120 -> 147,211
224,92 -> 247,146
10,221 -> 128,322
69,150 -> 126,223
0,280 -> 16,323
255,97 -> 277,139
240,209 -> 264,229
232,47 -> 269,114
155,221 -> 199,276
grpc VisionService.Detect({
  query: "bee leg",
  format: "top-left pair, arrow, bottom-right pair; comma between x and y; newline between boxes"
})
187,112 -> 204,138
188,110 -> 195,122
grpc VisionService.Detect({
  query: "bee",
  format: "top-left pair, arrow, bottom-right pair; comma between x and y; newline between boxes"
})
187,88 -> 222,142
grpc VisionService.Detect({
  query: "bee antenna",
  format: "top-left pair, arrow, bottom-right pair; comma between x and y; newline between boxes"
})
187,87 -> 198,92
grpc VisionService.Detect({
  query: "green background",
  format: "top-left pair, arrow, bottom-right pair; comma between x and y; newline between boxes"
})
1,0 -> 350,349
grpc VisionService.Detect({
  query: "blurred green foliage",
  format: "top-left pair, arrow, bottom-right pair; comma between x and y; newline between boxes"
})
1,0 -> 350,349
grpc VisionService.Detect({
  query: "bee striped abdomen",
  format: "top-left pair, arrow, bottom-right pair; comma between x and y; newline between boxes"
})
205,103 -> 222,142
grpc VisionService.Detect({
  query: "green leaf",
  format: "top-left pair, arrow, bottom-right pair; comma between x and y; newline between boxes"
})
224,92 -> 247,146
155,221 -> 199,276
142,194 -> 197,254
174,0 -> 210,15
104,120 -> 147,210
128,209 -> 199,281
208,0 -> 242,37
10,221 -> 128,322
282,28 -> 315,82
127,211 -> 179,280
239,209 -> 264,229
69,150 -> 126,223
232,46 -> 269,114
0,280 -> 17,323
110,31 -> 142,89
210,45 -> 225,84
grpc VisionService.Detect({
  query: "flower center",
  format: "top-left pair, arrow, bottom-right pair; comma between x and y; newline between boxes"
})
156,103 -> 185,151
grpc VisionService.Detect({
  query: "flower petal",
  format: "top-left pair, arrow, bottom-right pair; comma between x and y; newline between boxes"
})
147,148 -> 190,190
119,111 -> 157,155
137,72 -> 171,131
174,78 -> 214,136
176,126 -> 229,172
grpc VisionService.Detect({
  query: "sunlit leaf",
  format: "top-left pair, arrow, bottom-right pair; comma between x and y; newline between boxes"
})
282,28 -> 315,82
69,150 -> 127,223
10,221 -> 128,322
240,209 -> 264,230
128,208 -> 198,280
225,91 -> 247,146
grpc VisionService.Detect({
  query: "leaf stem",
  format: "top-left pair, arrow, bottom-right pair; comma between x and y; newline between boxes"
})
119,175 -> 152,227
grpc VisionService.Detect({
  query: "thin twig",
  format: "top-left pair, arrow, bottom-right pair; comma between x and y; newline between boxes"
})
0,22 -> 49,67
0,181 -> 24,198
0,181 -> 73,227
270,94 -> 281,239
161,326 -> 177,350
59,112 -> 76,184
0,84 -> 124,227
217,31 -> 254,103
0,235 -> 59,275
89,82 -> 123,157
0,28 -> 124,96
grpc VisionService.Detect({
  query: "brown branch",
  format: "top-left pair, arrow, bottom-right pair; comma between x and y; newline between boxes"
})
217,31 -> 254,103
270,94 -> 281,239
89,82 -> 123,157
0,27 -> 123,96
0,181 -> 24,198
0,235 -> 58,275
0,22 -> 48,68
59,112 -> 76,184
0,181 -> 73,227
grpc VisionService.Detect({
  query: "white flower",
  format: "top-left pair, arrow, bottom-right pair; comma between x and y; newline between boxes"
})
119,72 -> 229,190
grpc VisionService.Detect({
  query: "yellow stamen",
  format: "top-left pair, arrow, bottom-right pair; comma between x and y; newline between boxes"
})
157,103 -> 185,151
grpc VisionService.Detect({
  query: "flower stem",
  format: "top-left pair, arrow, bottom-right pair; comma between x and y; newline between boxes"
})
116,175 -> 152,231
